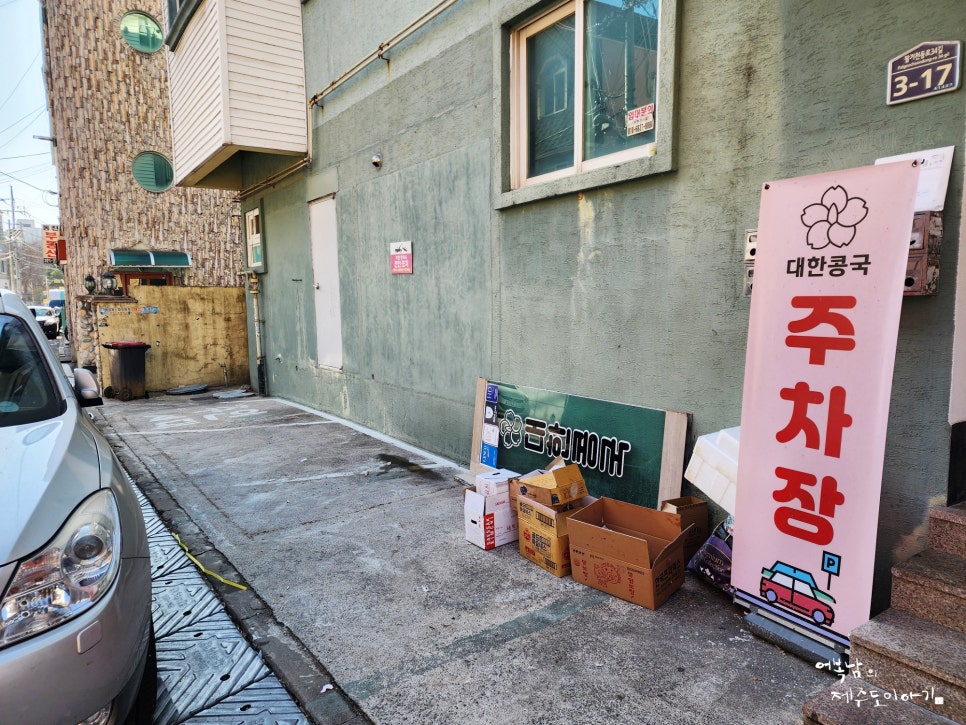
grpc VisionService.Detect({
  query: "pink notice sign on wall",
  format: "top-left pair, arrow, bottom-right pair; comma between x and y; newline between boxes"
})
390,241 -> 413,275
732,161 -> 920,647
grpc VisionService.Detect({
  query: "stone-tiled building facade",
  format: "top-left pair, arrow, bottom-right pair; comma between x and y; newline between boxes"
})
41,0 -> 245,370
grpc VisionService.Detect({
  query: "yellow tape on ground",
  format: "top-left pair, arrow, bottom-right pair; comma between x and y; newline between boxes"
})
172,533 -> 248,590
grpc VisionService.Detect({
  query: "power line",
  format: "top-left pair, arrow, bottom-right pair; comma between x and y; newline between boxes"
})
0,51 -> 40,114
0,151 -> 49,161
4,161 -> 54,176
0,105 -> 45,139
0,168 -> 55,193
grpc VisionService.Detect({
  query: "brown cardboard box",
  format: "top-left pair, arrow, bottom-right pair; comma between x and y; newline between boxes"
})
510,463 -> 589,508
517,496 -> 592,537
660,496 -> 708,562
517,496 -> 595,577
568,497 -> 690,610
519,524 -> 572,577
507,467 -> 550,514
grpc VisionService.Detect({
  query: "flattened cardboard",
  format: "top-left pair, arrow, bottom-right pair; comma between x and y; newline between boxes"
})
568,497 -> 689,609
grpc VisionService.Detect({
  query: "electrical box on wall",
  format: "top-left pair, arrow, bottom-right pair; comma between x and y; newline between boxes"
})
743,230 -> 757,297
903,211 -> 942,296
742,214 -> 941,298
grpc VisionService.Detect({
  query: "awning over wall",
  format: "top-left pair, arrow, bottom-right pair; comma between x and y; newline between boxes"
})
109,249 -> 192,268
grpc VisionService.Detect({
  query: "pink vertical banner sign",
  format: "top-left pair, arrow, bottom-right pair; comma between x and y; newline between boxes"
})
732,161 -> 920,647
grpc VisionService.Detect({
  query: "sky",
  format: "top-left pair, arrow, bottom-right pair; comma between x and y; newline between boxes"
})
0,0 -> 59,227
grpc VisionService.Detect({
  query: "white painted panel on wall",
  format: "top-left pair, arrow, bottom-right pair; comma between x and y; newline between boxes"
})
310,196 -> 343,370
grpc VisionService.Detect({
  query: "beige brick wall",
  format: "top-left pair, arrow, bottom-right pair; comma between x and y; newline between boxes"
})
42,0 -> 245,369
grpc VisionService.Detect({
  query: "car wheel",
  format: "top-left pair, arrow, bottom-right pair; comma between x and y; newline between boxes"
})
812,609 -> 826,624
124,625 -> 157,725
764,589 -> 777,603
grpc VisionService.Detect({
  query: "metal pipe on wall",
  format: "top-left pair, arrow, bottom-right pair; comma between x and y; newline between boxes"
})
247,272 -> 267,395
307,0 -> 459,108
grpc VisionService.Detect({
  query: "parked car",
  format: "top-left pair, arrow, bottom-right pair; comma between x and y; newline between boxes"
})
28,304 -> 60,339
760,561 -> 836,626
0,288 -> 156,723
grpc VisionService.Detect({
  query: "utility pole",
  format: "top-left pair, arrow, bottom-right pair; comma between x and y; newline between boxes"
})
6,187 -> 21,296
0,205 -> 7,290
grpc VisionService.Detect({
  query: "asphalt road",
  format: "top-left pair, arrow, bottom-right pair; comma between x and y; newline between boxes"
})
92,391 -> 834,725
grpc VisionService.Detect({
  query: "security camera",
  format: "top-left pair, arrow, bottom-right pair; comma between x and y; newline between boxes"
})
371,153 -> 383,168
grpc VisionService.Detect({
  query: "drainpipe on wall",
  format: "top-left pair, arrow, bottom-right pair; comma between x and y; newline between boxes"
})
247,272 -> 267,395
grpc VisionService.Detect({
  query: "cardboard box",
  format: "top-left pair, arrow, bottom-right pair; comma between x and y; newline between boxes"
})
511,463 -> 589,508
475,468 -> 521,497
519,524 -> 572,577
517,496 -> 593,537
464,487 -> 518,550
568,497 -> 690,610
660,496 -> 708,562
517,496 -> 596,577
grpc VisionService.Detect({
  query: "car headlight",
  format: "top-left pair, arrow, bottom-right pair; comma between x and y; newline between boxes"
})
0,490 -> 121,649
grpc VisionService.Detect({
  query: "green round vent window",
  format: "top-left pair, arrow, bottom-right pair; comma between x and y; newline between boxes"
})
132,152 -> 174,192
120,12 -> 163,54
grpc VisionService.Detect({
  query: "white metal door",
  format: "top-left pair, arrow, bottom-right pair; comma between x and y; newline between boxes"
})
309,196 -> 343,369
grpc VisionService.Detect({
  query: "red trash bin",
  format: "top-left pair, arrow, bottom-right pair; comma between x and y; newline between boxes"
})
101,341 -> 151,400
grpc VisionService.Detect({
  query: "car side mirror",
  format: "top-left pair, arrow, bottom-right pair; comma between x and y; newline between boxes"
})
73,368 -> 103,407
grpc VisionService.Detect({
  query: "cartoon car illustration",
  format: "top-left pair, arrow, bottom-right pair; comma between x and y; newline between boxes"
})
760,561 -> 836,626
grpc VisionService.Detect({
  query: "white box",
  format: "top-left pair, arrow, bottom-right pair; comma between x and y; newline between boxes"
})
684,427 -> 740,515
464,488 -> 519,550
475,468 -> 521,497
716,427 -> 741,461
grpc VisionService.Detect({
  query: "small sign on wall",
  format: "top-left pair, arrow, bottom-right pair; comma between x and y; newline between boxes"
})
391,241 -> 413,274
887,41 -> 961,105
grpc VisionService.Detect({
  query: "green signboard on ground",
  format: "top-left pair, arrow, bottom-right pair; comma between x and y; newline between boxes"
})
477,380 -> 690,509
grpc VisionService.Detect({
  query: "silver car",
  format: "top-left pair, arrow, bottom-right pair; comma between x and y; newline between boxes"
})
0,289 -> 155,724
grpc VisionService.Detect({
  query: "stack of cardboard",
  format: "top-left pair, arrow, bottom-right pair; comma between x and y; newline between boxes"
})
511,460 -> 592,576
463,459 -> 699,611
517,495 -> 596,577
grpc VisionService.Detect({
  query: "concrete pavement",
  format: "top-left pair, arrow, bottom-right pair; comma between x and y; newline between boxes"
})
92,391 -> 834,724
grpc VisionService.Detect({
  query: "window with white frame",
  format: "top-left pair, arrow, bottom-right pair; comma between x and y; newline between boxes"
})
510,0 -> 662,189
245,206 -> 264,273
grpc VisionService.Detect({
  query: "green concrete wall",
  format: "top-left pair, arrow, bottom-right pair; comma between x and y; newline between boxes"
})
247,0 -> 965,611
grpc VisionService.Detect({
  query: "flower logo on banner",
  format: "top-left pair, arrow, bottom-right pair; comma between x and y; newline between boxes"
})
500,409 -> 524,448
801,186 -> 869,249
